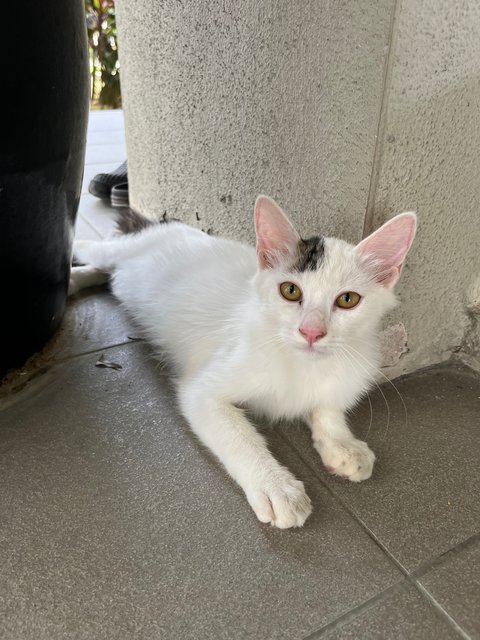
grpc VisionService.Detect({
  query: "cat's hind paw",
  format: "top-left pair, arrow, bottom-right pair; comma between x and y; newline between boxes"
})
315,437 -> 375,482
246,472 -> 312,529
68,271 -> 81,297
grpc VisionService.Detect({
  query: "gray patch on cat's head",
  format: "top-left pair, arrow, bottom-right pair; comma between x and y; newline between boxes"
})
292,236 -> 325,271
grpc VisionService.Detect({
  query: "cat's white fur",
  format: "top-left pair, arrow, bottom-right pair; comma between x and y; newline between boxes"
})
71,196 -> 416,529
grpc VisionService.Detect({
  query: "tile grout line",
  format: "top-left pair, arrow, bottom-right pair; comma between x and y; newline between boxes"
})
414,582 -> 472,640
277,430 -> 474,639
410,530 -> 480,582
276,430 -> 409,574
278,430 -> 480,580
77,214 -> 103,239
408,530 -> 479,640
275,430 -> 412,638
303,578 -> 472,640
78,207 -> 117,238
302,579 -> 411,640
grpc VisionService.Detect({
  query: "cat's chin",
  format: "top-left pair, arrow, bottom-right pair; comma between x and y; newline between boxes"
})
292,343 -> 333,358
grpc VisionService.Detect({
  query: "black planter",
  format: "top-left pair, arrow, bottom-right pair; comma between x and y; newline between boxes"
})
0,1 -> 90,378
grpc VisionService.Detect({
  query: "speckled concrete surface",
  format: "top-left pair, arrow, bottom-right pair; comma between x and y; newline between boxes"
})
368,0 -> 480,378
419,540 -> 480,638
281,364 -> 480,574
0,291 -> 479,640
115,0 -> 395,245
0,341 -> 402,640
314,583 -> 460,640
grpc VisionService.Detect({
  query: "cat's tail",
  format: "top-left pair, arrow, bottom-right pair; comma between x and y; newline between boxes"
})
70,208 -> 172,295
73,208 -> 172,270
115,206 -> 179,235
115,207 -> 156,235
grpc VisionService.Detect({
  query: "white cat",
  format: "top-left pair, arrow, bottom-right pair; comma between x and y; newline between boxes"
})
70,196 -> 416,529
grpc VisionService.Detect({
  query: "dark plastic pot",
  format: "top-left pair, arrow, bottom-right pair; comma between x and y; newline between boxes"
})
0,1 -> 90,378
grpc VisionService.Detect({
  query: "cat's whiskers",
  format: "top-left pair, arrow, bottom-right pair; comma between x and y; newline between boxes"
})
364,392 -> 374,441
337,344 -> 391,441
343,343 -> 408,441
251,332 -> 289,353
332,346 -> 375,441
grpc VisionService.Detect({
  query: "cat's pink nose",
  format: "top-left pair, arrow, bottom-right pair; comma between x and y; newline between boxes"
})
299,325 -> 327,346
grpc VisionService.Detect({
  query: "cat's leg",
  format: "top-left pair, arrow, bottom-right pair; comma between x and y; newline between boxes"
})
68,265 -> 108,296
69,239 -> 117,295
73,239 -> 117,270
307,408 -> 375,482
179,385 -> 312,528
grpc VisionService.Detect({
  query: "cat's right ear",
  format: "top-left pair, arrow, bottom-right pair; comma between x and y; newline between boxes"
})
356,212 -> 417,287
254,195 -> 300,269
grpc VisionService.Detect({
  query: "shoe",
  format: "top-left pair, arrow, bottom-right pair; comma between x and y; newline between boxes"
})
111,182 -> 129,207
88,160 -> 128,199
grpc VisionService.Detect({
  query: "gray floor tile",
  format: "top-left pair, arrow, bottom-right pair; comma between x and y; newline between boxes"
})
86,130 -> 126,148
77,194 -> 118,237
56,291 -> 138,359
0,296 -> 138,401
85,141 -> 126,165
281,365 -> 480,572
315,583 -> 460,640
0,343 -> 401,640
74,215 -> 103,241
87,109 -> 124,132
419,538 -> 480,638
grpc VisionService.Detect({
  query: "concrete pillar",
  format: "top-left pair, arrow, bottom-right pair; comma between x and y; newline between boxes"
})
115,0 -> 480,376
116,0 -> 394,243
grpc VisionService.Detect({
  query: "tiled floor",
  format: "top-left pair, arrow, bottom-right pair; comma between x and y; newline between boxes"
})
74,109 -> 125,242
1,111 -> 479,640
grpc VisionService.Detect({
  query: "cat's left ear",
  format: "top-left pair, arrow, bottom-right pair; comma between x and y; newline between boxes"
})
356,212 -> 417,287
254,195 -> 300,269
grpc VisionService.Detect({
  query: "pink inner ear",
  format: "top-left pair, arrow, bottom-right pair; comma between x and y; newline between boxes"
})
356,212 -> 417,286
254,195 -> 300,269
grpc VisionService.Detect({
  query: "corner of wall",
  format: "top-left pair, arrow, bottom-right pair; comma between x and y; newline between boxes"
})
456,275 -> 480,373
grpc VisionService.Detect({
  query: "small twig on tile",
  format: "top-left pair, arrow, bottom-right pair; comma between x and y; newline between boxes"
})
95,353 -> 123,370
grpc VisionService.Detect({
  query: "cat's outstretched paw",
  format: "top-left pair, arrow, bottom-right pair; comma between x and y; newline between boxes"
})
68,265 -> 107,297
246,472 -> 312,529
315,438 -> 375,482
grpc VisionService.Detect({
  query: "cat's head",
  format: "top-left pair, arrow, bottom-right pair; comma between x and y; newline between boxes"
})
252,195 -> 416,357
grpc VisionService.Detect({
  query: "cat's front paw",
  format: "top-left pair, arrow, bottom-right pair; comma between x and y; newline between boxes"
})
246,471 -> 312,529
314,437 -> 375,482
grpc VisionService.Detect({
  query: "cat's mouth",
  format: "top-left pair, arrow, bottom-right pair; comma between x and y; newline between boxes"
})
294,342 -> 333,357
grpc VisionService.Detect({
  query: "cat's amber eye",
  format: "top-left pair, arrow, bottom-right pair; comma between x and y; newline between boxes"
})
280,281 -> 303,302
335,291 -> 361,309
